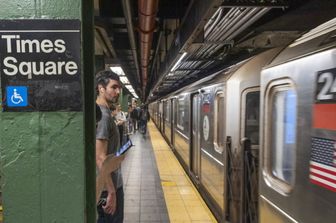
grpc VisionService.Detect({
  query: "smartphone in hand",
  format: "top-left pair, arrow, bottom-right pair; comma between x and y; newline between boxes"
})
116,140 -> 133,156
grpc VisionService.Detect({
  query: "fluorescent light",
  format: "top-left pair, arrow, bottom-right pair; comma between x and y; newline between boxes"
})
111,73 -> 137,97
110,66 -> 125,76
170,52 -> 187,72
120,76 -> 130,84
124,85 -> 136,96
125,84 -> 133,90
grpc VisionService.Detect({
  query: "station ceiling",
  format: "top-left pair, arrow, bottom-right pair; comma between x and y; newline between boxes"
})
94,0 -> 336,102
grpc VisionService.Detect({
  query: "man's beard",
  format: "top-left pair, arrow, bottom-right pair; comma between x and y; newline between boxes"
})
107,96 -> 118,104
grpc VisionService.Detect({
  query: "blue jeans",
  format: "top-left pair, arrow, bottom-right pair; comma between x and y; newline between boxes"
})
97,187 -> 124,223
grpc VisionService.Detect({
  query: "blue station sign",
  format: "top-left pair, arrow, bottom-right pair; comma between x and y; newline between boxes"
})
6,86 -> 28,107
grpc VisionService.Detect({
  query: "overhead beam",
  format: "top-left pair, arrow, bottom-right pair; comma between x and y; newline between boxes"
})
122,0 -> 141,90
95,26 -> 117,58
148,0 -> 223,101
221,0 -> 289,8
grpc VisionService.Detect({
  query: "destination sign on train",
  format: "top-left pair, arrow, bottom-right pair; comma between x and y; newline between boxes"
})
0,19 -> 82,112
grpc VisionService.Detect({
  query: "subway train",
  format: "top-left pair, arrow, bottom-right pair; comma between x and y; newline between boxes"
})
149,18 -> 336,223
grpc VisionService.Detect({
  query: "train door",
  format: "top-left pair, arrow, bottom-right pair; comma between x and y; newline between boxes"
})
259,78 -> 299,223
163,100 -> 172,145
240,88 -> 260,223
171,98 -> 176,150
155,102 -> 159,126
159,101 -> 163,131
162,100 -> 166,135
191,93 -> 201,182
170,98 -> 175,147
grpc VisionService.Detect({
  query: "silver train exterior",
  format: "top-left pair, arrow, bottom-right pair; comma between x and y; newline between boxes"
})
149,19 -> 336,223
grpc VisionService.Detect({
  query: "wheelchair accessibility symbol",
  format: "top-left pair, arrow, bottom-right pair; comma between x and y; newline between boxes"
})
6,86 -> 28,107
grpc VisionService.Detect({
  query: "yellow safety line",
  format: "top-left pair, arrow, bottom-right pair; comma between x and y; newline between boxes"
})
148,121 -> 217,223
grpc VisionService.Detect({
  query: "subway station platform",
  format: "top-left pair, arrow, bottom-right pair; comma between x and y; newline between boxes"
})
121,121 -> 217,223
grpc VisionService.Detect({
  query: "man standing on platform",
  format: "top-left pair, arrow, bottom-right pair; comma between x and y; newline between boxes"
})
139,105 -> 150,134
95,70 -> 124,223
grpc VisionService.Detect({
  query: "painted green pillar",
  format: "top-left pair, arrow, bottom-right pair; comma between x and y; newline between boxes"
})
0,0 -> 95,223
95,55 -> 105,73
120,90 -> 130,111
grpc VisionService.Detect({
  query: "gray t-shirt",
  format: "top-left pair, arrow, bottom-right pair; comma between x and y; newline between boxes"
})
96,105 -> 123,189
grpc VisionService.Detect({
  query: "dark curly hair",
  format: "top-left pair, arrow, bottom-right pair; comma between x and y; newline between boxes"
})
95,70 -> 120,94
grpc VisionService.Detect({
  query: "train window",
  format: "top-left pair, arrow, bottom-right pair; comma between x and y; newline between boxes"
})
265,83 -> 297,193
214,92 -> 225,153
245,91 -> 260,145
176,95 -> 190,135
271,88 -> 297,185
164,101 -> 170,122
177,97 -> 185,131
159,102 -> 163,118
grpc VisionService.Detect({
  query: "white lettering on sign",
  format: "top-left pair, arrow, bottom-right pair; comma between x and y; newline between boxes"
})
1,35 -> 66,53
3,57 -> 78,79
1,34 -> 78,79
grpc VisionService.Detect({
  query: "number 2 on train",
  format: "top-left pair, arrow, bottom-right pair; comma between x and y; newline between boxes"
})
316,69 -> 336,102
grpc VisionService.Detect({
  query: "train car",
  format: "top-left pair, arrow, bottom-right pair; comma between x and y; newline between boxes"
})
150,17 -> 336,223
259,18 -> 336,223
151,47 -> 282,222
194,48 -> 281,223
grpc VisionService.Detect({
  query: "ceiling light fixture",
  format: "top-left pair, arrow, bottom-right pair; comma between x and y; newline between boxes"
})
110,66 -> 125,76
120,76 -> 130,84
170,52 -> 187,72
109,66 -> 138,98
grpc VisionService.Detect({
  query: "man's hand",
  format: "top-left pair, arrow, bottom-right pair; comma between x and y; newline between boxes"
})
103,191 -> 116,214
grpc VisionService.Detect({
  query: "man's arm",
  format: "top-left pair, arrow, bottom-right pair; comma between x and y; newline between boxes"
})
96,139 -> 109,170
96,139 -> 116,214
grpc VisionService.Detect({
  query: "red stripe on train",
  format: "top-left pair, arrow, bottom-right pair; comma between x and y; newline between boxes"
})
310,172 -> 336,184
310,179 -> 336,192
313,104 -> 336,130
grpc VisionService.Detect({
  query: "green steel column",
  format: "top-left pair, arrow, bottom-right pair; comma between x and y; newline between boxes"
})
0,0 -> 94,223
82,0 -> 96,223
124,93 -> 131,110
120,90 -> 128,111
95,55 -> 105,73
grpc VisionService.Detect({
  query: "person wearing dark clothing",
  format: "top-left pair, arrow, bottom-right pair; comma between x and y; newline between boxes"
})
95,70 -> 124,223
139,106 -> 150,134
126,105 -> 133,135
130,106 -> 138,132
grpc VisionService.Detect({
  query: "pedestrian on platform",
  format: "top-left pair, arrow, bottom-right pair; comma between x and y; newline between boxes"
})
95,70 -> 125,223
139,105 -> 150,134
126,104 -> 133,135
130,104 -> 138,132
